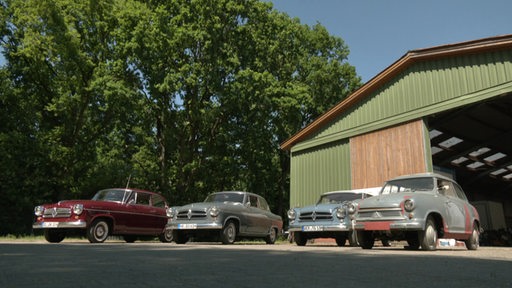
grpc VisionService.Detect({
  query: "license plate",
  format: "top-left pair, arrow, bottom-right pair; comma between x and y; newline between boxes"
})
302,225 -> 323,232
42,222 -> 59,228
178,223 -> 197,229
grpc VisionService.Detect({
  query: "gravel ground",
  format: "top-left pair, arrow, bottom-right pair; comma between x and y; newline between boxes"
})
1,240 -> 511,288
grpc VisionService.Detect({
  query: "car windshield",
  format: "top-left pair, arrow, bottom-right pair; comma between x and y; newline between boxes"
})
92,189 -> 132,203
317,193 -> 363,204
204,192 -> 244,204
381,178 -> 435,195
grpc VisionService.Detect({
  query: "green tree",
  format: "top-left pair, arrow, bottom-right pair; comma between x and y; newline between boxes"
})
0,0 -> 361,235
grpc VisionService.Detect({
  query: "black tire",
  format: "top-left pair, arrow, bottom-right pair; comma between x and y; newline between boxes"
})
465,223 -> 479,250
294,232 -> 307,246
44,229 -> 66,243
159,229 -> 173,243
348,231 -> 359,247
173,230 -> 188,244
381,239 -> 391,247
265,228 -> 277,244
221,221 -> 237,244
123,235 -> 137,243
419,217 -> 437,251
357,231 -> 374,249
406,232 -> 420,250
335,234 -> 347,247
87,219 -> 110,243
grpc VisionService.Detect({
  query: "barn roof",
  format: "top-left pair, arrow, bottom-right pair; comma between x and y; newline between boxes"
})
280,34 -> 512,151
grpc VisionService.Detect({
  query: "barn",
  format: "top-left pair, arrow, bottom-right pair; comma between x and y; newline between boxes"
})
280,35 -> 512,239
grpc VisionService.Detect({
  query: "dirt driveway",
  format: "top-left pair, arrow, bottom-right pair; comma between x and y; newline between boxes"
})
1,241 -> 511,288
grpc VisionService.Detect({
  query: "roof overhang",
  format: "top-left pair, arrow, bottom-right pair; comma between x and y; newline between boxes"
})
280,34 -> 512,151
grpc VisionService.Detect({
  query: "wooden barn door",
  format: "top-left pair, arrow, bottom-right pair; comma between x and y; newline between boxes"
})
350,120 -> 429,189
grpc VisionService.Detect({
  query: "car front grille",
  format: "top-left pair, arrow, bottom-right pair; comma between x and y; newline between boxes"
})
43,207 -> 72,218
176,210 -> 207,220
299,211 -> 332,221
357,208 -> 403,220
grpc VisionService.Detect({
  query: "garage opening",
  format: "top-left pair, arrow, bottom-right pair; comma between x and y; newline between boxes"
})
427,92 -> 512,246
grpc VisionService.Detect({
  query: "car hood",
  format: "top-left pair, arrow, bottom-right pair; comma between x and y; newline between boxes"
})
43,200 -> 122,209
176,201 -> 243,211
295,203 -> 343,213
357,193 -> 416,209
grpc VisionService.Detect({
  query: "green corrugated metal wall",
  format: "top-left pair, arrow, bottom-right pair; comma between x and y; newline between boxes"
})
289,49 -> 512,207
290,140 -> 351,207
293,49 -> 512,152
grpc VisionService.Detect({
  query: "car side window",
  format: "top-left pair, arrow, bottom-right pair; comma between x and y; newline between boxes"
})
248,195 -> 258,208
258,197 -> 270,211
453,183 -> 469,201
152,194 -> 166,208
136,193 -> 151,206
438,179 -> 457,198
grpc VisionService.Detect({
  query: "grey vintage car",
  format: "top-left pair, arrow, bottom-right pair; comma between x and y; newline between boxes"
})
166,191 -> 283,244
287,189 -> 379,246
354,173 -> 481,251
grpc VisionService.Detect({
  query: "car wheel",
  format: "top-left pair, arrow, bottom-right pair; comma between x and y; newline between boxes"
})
221,221 -> 237,244
335,234 -> 347,247
159,229 -> 173,243
465,223 -> 479,250
357,231 -> 374,249
173,230 -> 188,244
419,217 -> 437,251
294,232 -> 307,246
265,228 -> 277,244
87,219 -> 110,243
348,231 -> 358,247
44,229 -> 65,243
123,235 -> 137,243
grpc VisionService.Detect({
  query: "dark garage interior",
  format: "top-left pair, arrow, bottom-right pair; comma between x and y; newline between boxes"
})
427,92 -> 512,245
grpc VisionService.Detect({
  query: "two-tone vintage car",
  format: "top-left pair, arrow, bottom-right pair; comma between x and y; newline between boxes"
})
33,188 -> 173,243
287,189 -> 379,246
354,173 -> 481,251
167,191 -> 283,244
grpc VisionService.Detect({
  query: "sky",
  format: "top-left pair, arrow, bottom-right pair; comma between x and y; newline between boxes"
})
269,0 -> 512,82
1,0 -> 511,83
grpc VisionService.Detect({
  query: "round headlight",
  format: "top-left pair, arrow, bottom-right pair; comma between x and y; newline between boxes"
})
404,199 -> 415,212
287,209 -> 296,220
167,207 -> 175,218
34,206 -> 45,217
72,204 -> 84,215
209,207 -> 219,217
336,207 -> 346,219
347,203 -> 356,214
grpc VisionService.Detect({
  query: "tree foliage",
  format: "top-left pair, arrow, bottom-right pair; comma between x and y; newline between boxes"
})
0,0 -> 361,235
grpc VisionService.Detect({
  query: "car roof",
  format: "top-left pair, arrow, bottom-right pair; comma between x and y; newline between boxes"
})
321,187 -> 381,197
387,172 -> 455,182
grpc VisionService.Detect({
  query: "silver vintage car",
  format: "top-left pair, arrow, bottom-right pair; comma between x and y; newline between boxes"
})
354,173 -> 481,251
167,191 -> 283,244
287,189 -> 379,246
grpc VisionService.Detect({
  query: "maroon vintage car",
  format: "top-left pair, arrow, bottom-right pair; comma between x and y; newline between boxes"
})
33,188 -> 173,243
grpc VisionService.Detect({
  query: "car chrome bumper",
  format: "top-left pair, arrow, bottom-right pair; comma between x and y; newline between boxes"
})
32,220 -> 87,229
354,220 -> 423,230
287,223 -> 351,232
166,222 -> 223,230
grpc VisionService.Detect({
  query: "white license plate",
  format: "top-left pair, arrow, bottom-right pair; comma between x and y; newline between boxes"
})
178,223 -> 197,229
42,222 -> 59,228
302,225 -> 323,232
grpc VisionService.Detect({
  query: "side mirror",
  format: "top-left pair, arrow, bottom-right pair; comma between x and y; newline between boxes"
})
244,202 -> 251,208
